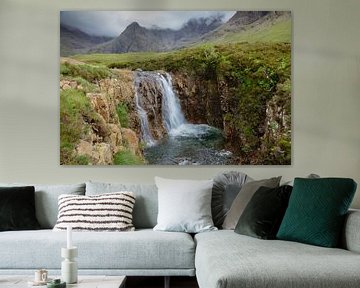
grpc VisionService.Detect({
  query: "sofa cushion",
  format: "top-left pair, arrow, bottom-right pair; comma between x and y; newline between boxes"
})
0,186 -> 40,231
234,185 -> 292,239
0,229 -> 195,271
222,177 -> 281,229
212,171 -> 251,228
195,230 -> 360,288
86,182 -> 158,229
277,178 -> 357,247
154,177 -> 216,233
53,192 -> 136,232
0,183 -> 85,229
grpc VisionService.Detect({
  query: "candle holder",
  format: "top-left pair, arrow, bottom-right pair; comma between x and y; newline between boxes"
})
61,247 -> 78,284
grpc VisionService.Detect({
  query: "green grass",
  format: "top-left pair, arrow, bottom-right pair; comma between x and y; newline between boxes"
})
70,76 -> 97,92
72,51 -> 169,67
116,103 -> 129,128
113,150 -> 144,165
60,88 -> 96,165
60,62 -> 111,82
210,19 -> 291,44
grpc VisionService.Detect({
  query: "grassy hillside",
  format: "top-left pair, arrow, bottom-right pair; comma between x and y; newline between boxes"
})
72,51 -> 168,67
212,19 -> 291,44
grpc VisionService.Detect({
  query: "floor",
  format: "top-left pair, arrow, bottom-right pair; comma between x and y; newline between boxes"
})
126,276 -> 199,288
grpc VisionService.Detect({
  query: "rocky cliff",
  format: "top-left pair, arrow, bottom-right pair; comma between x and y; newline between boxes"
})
60,62 -> 144,165
170,70 -> 291,164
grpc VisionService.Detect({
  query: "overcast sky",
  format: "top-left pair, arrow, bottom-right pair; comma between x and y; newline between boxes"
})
60,11 -> 236,37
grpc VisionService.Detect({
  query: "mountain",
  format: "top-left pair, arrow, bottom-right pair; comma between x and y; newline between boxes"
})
88,15 -> 223,54
60,24 -> 113,56
62,12 -> 290,56
199,11 -> 291,44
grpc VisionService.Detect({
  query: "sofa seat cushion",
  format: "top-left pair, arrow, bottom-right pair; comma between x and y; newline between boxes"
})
0,229 -> 195,270
195,230 -> 360,288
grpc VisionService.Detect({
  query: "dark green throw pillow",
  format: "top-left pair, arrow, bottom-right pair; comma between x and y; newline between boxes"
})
0,186 -> 41,231
277,178 -> 357,247
235,185 -> 293,239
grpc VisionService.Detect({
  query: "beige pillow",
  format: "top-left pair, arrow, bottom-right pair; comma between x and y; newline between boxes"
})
222,177 -> 281,230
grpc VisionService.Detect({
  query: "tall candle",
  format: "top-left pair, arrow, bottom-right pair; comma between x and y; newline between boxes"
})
67,225 -> 72,249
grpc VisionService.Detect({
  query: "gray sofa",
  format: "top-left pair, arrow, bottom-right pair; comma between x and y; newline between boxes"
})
0,181 -> 359,288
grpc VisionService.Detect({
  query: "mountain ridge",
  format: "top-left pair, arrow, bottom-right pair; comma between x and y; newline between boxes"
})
88,15 -> 224,54
60,24 -> 113,56
60,11 -> 291,56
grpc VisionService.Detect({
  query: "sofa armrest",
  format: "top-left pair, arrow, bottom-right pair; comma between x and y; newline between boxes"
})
342,209 -> 360,253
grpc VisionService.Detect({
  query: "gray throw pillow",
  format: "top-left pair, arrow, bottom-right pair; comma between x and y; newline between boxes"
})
222,177 -> 281,230
153,177 -> 217,233
212,171 -> 252,228
86,181 -> 158,229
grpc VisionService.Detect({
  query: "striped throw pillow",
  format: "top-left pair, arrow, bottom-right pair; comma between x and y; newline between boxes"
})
53,192 -> 136,231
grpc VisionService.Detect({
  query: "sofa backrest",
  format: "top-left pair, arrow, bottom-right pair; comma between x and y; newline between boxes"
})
0,183 -> 86,228
86,181 -> 158,229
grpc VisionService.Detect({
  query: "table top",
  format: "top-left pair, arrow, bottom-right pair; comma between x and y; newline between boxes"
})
0,275 -> 126,288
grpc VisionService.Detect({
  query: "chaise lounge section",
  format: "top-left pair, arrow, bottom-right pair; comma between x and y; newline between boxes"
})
195,215 -> 360,288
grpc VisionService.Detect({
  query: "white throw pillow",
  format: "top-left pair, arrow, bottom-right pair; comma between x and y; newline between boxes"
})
153,177 -> 217,233
53,192 -> 135,232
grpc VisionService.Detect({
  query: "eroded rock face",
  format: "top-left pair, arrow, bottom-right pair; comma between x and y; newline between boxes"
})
171,72 -> 224,129
68,69 -> 144,165
88,93 -> 111,122
108,124 -> 123,154
121,128 -> 142,156
76,141 -> 113,165
135,72 -> 166,140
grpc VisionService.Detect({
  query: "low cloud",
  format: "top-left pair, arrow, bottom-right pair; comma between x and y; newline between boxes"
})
60,11 -> 235,37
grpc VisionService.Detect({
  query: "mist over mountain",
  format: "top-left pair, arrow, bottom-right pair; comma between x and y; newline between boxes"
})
60,11 -> 291,56
88,15 -> 224,54
60,24 -> 113,56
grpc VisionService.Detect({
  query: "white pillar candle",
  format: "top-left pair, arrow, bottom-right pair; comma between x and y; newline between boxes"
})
67,225 -> 72,249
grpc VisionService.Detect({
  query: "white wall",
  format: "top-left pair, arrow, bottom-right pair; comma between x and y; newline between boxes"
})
0,0 -> 359,208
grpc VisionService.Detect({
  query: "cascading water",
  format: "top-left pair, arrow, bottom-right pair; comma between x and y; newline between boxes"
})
134,71 -> 233,165
159,73 -> 186,132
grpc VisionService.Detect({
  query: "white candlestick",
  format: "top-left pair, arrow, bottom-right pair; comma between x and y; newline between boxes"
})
67,225 -> 72,249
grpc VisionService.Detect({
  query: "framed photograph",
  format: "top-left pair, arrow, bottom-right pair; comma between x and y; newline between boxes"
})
60,11 -> 291,165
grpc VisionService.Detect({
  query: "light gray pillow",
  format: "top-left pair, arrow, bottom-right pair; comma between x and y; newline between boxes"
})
222,177 -> 281,230
0,183 -> 85,228
86,181 -> 158,229
153,177 -> 217,233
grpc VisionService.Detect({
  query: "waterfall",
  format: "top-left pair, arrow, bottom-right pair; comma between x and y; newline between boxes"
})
134,75 -> 157,146
134,71 -> 233,165
159,73 -> 186,132
134,71 -> 186,146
